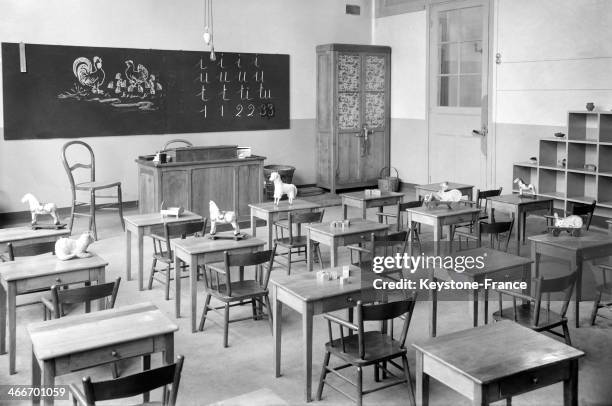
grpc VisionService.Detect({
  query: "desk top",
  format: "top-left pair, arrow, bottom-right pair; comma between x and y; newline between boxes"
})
28,302 -> 177,361
528,230 -> 612,251
270,265 -> 365,302
488,194 -> 553,206
406,205 -> 481,218
306,218 -> 389,237
442,247 -> 532,278
171,235 -> 265,255
0,227 -> 70,244
248,199 -> 321,213
413,320 -> 584,384
124,211 -> 202,227
0,253 -> 107,282
340,191 -> 404,202
415,182 -> 473,192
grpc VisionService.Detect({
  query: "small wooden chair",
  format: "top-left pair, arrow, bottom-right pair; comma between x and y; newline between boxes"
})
347,231 -> 409,280
273,211 -> 324,275
316,299 -> 417,406
199,249 -> 276,347
69,355 -> 184,406
455,210 -> 515,252
149,220 -> 207,300
61,140 -> 125,240
377,200 -> 423,245
493,272 -> 577,345
591,264 -> 612,325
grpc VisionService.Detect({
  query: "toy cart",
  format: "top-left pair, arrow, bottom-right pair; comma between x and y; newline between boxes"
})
548,226 -> 581,237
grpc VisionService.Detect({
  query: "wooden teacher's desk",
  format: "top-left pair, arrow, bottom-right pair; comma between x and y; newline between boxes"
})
414,320 -> 584,406
124,210 -> 203,290
249,200 -> 322,249
172,235 -> 265,332
0,253 -> 107,375
305,219 -> 388,271
488,194 -> 553,255
28,302 -> 177,406
270,266 -> 376,402
340,190 -> 404,221
529,231 -> 612,327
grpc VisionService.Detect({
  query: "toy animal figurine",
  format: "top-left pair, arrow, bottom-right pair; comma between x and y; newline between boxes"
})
514,177 -> 536,197
548,213 -> 583,237
423,184 -> 463,209
269,171 -> 297,205
209,200 -> 241,238
54,232 -> 94,261
21,193 -> 61,227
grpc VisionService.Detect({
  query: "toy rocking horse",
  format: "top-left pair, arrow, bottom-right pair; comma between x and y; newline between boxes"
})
208,200 -> 245,240
21,193 -> 64,229
514,177 -> 536,197
269,171 -> 297,205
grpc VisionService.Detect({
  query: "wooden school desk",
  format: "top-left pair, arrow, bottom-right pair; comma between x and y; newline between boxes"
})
340,190 -> 404,220
0,253 -> 107,375
0,227 -> 69,260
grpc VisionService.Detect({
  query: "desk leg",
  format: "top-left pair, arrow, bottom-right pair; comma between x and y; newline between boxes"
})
97,268 -> 106,311
416,351 -> 429,406
515,207 -> 522,256
0,283 -> 6,355
330,241 -> 338,267
429,268 -> 437,338
343,204 -> 348,220
31,348 -> 41,405
307,232 -> 313,272
272,286 -> 282,378
408,212 -> 414,256
251,209 -> 257,238
190,255 -> 198,333
522,209 -> 527,243
42,360 -> 55,406
8,283 -> 16,375
137,228 -> 144,291
573,256 -> 582,328
362,205 -> 367,220
433,222 -> 441,257
472,289 -> 479,327
175,255 -> 182,319
302,302 -> 314,402
143,354 -> 151,403
563,359 -> 579,406
267,214 -> 274,250
163,333 -> 175,364
125,228 -> 132,281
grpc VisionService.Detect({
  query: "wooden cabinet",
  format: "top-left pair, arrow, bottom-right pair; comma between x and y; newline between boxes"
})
136,148 -> 264,221
316,44 -> 391,193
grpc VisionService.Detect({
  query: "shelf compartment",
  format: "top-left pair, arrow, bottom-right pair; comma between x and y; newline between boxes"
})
538,139 -> 566,168
599,144 -> 612,174
567,172 -> 596,202
567,143 -> 598,172
568,112 -> 598,141
599,113 -> 612,143
598,176 -> 612,207
538,168 -> 566,198
513,164 -> 536,187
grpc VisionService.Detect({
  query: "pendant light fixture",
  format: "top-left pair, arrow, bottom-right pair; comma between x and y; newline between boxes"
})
203,0 -> 215,61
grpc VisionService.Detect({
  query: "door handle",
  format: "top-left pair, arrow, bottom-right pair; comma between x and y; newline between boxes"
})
472,126 -> 487,137
362,124 -> 371,142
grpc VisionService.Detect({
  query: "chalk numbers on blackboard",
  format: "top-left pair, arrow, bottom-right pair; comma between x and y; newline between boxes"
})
197,53 -> 274,120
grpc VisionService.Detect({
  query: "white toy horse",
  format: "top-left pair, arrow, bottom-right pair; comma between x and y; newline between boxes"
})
269,171 -> 297,205
514,177 -> 536,196
209,200 -> 240,236
54,232 -> 94,261
21,193 -> 60,225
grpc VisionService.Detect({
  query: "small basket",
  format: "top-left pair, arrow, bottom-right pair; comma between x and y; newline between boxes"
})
378,166 -> 400,192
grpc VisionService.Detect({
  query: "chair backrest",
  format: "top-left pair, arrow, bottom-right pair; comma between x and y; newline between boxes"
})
286,210 -> 325,243
7,241 -> 55,261
476,187 -> 503,211
81,355 -> 184,406
163,219 -> 208,258
371,231 -> 408,258
356,299 -> 416,359
478,210 -> 515,252
570,200 -> 596,230
61,140 -> 96,189
533,272 -> 577,326
50,277 -> 121,319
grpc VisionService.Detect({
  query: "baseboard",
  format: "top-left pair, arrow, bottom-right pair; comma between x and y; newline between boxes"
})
0,201 -> 139,227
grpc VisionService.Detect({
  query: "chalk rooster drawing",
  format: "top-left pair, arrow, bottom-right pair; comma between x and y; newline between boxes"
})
58,56 -> 164,111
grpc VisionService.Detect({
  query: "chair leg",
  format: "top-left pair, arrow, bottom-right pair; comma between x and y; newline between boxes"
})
223,302 -> 230,348
356,366 -> 363,406
286,249 -> 292,276
506,398 -> 512,406
316,351 -> 331,401
374,364 -> 380,382
68,192 -> 76,233
165,265 -> 171,300
117,184 -> 125,231
90,191 -> 98,240
251,299 -> 257,320
317,245 -> 324,270
402,354 -> 416,406
111,362 -> 119,379
148,258 -> 157,290
562,322 -> 572,346
591,290 -> 602,326
198,294 -> 212,331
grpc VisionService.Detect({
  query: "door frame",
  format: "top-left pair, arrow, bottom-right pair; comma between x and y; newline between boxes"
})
425,0 -> 496,187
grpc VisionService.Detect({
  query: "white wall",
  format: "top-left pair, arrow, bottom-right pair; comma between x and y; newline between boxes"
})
0,0 -> 372,213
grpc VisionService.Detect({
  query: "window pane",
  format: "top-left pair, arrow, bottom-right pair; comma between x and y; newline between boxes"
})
460,41 -> 482,74
438,76 -> 458,107
438,10 -> 461,42
439,44 -> 458,74
459,75 -> 481,107
460,7 -> 483,41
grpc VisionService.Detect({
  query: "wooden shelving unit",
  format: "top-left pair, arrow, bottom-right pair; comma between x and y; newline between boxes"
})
513,110 -> 612,215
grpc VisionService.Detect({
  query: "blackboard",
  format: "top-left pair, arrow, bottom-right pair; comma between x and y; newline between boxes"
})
1,43 -> 290,140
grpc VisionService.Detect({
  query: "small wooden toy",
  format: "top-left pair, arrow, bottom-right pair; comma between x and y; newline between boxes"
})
330,219 -> 351,230
269,171 -> 297,205
22,193 -> 63,228
548,213 -> 583,237
160,202 -> 184,218
514,177 -> 536,197
423,184 -> 462,209
208,200 -> 245,239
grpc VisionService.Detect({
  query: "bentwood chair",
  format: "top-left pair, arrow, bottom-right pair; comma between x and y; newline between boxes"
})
69,355 -> 184,406
377,200 -> 423,245
347,231 -> 409,281
273,211 -> 325,275
316,299 -> 417,406
455,210 -> 515,252
62,140 -> 125,240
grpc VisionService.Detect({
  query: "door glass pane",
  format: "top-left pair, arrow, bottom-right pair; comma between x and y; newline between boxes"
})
438,10 -> 461,42
438,76 -> 458,107
459,75 -> 481,107
460,41 -> 482,74
460,7 -> 483,41
439,44 -> 458,74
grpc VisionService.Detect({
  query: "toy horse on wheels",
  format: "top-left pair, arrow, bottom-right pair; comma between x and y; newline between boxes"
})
269,171 -> 297,206
548,213 -> 583,237
423,182 -> 463,209
21,193 -> 65,229
208,200 -> 246,240
514,177 -> 536,197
